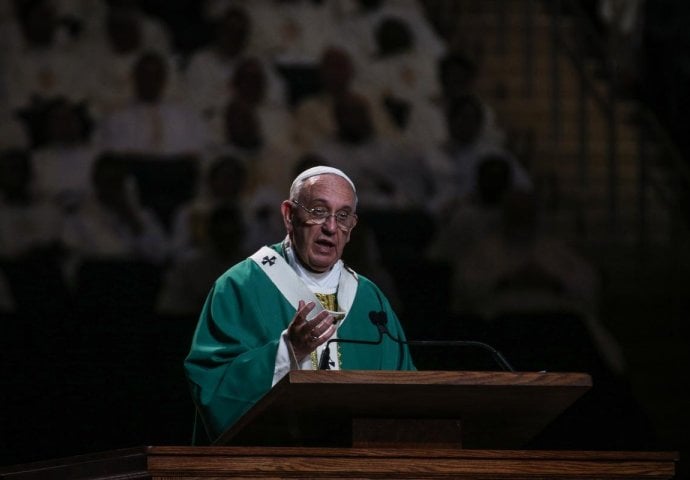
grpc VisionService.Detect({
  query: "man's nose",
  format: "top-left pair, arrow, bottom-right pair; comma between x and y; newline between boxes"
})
321,215 -> 338,232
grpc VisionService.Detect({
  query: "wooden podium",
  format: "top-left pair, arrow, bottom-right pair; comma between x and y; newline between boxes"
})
0,371 -> 678,479
217,370 -> 592,449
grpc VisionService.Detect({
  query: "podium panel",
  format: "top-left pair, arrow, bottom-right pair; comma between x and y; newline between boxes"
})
216,370 -> 592,449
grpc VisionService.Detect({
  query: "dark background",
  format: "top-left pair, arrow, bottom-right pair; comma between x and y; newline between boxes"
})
1,0 -> 690,478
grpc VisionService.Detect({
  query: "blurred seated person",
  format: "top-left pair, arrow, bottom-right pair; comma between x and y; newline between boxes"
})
40,0 -> 106,45
70,0 -> 172,51
0,148 -> 63,261
0,147 -> 66,319
224,56 -> 293,149
169,154 -> 249,260
242,186 -> 286,253
30,97 -> 98,212
0,145 -> 74,319
449,189 -> 625,374
243,0 -> 336,66
157,203 -> 249,317
426,94 -> 532,215
314,91 -> 435,210
80,1 -> 179,117
96,51 -> 209,157
184,5 -> 287,143
213,97 -> 299,196
356,14 -> 445,149
292,45 -> 399,152
0,104 -> 30,150
241,0 -> 343,106
436,51 -> 505,146
334,0 -> 447,67
427,152 -> 514,261
2,0 -> 88,112
451,190 -> 599,316
184,4 -> 253,129
61,152 -> 169,284
341,214 -> 402,312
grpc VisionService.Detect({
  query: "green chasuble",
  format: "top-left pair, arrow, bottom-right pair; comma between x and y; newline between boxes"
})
184,242 -> 416,442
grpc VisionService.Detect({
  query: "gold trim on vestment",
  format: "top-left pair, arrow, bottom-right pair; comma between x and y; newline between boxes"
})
310,293 -> 339,370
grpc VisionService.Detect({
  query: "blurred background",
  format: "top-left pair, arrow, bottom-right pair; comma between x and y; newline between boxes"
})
0,0 -> 688,477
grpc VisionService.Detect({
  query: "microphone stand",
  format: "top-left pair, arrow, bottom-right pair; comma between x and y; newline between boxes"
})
371,312 -> 515,372
319,332 -> 383,370
398,338 -> 515,372
318,310 -> 515,372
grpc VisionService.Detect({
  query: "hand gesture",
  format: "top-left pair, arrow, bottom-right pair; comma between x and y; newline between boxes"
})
287,300 -> 337,361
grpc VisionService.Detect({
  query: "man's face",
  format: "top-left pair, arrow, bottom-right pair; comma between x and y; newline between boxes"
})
282,174 -> 357,273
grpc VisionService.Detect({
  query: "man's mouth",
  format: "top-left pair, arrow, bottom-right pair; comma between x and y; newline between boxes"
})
314,238 -> 335,251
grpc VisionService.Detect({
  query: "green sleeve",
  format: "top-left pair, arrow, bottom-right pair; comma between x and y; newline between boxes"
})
184,258 -> 294,441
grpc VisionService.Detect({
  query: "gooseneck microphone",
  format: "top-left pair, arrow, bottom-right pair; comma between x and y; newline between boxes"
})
318,319 -> 384,370
319,309 -> 515,372
371,310 -> 515,372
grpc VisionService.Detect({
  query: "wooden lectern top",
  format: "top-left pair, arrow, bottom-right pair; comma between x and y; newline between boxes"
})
216,370 -> 592,449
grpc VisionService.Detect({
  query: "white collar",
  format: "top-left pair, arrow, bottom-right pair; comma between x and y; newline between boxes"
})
284,238 -> 342,294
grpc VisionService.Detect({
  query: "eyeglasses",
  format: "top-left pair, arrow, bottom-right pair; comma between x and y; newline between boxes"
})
291,200 -> 357,231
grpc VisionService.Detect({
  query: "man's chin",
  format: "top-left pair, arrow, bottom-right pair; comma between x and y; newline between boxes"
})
307,254 -> 337,273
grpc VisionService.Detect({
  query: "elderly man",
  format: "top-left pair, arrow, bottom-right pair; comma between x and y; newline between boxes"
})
184,165 -> 415,443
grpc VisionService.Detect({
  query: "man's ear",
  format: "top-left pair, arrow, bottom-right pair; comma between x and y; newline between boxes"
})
280,200 -> 293,230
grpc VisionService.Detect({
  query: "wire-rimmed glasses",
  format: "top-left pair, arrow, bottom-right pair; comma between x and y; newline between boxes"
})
291,200 -> 357,231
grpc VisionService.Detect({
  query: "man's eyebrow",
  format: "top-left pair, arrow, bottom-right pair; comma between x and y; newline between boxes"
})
309,198 -> 355,210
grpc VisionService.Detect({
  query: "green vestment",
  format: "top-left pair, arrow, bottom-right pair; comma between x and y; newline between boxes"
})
184,243 -> 415,442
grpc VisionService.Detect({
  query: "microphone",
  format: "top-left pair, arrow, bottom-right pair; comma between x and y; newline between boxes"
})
370,310 -> 515,372
318,310 -> 515,372
318,322 -> 384,370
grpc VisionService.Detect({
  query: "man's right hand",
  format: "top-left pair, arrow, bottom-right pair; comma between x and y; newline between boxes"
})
287,300 -> 337,361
